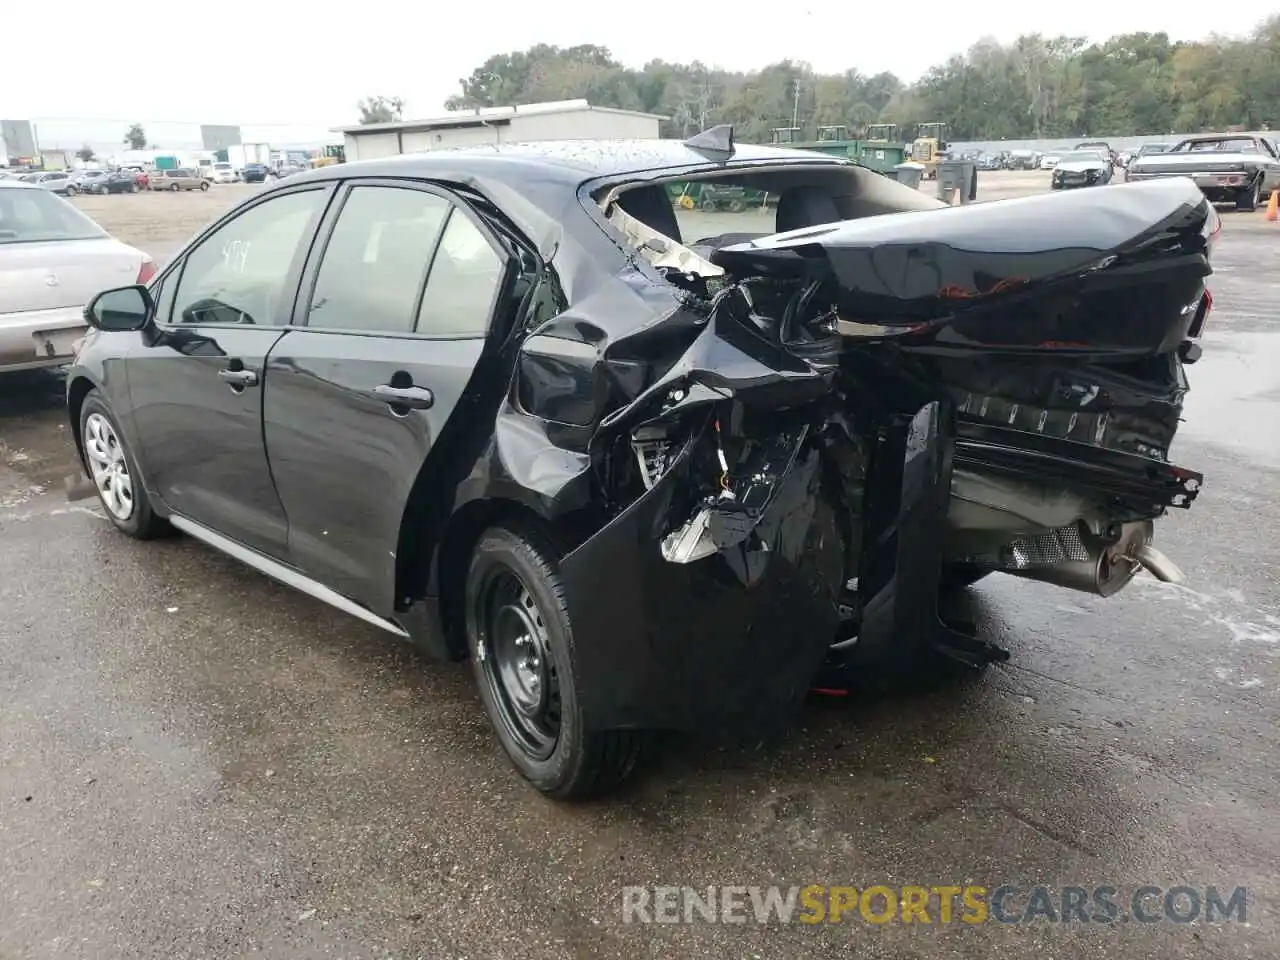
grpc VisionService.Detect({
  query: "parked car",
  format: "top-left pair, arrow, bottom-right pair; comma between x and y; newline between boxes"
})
66,170 -> 109,196
0,178 -> 154,373
1075,140 -> 1117,165
66,134 -> 1211,799
1124,134 -> 1280,210
1050,150 -> 1114,189
25,171 -> 74,194
1123,143 -> 1170,181
1039,153 -> 1062,169
87,170 -> 141,194
152,168 -> 210,192
241,163 -> 270,183
211,162 -> 237,184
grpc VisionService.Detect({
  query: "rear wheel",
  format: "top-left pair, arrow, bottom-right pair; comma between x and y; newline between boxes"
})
170,183 -> 180,192
465,524 -> 645,799
66,185 -> 78,196
200,181 -> 210,191
1237,178 -> 1261,211
726,197 -> 746,213
79,390 -> 168,539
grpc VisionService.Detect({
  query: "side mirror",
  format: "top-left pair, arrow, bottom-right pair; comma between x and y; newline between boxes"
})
85,285 -> 153,332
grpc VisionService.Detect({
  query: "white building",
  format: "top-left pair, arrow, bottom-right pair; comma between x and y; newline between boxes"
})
334,99 -> 665,162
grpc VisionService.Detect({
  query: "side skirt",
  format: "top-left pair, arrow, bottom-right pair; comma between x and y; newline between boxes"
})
166,513 -> 410,639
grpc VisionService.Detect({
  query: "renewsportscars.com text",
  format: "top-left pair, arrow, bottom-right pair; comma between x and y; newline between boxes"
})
621,884 -> 1248,925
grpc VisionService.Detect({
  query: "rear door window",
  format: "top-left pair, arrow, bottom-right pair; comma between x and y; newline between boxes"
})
306,185 -> 450,334
415,211 -> 504,338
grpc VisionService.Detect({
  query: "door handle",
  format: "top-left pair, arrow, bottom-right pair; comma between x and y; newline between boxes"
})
218,367 -> 259,387
372,383 -> 434,410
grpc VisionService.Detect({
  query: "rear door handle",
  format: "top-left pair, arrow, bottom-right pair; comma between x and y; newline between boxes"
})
372,384 -> 434,410
218,368 -> 258,387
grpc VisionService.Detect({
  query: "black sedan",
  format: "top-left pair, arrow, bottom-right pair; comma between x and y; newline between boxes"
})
87,170 -> 141,194
1050,149 -> 1114,189
241,163 -> 270,183
67,132 -> 1210,799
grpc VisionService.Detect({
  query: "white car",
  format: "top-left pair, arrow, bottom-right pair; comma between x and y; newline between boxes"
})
1039,155 -> 1061,170
211,162 -> 237,184
0,179 -> 154,373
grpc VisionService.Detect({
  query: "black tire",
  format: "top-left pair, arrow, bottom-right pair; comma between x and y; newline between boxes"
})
1237,178 -> 1261,212
200,181 -> 209,191
465,523 -> 645,799
66,185 -> 78,196
170,183 -> 180,192
726,198 -> 746,213
940,563 -> 991,591
79,390 -> 168,539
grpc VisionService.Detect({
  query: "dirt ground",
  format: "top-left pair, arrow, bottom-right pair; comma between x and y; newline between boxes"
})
69,183 -> 265,262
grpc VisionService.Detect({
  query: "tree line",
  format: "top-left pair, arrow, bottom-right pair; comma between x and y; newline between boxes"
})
360,21 -> 1280,142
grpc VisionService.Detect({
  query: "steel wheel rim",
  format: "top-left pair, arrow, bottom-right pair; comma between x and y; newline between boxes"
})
84,412 -> 134,521
475,568 -> 561,760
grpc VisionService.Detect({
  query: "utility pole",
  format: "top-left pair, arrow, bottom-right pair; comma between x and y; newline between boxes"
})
791,80 -> 802,130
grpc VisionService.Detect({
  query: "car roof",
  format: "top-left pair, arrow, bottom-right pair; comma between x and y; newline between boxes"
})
290,138 -> 850,190
1180,134 -> 1257,142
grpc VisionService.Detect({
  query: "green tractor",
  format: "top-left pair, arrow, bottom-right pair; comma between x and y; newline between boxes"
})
768,124 -> 907,173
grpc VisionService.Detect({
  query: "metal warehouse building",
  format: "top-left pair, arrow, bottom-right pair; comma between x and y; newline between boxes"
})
334,99 -> 665,161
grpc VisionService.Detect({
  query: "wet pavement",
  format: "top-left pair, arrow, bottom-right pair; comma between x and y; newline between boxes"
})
0,176 -> 1277,959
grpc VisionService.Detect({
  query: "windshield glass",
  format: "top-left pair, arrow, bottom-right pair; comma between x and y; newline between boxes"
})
1058,151 -> 1106,163
0,187 -> 108,243
1173,138 -> 1260,153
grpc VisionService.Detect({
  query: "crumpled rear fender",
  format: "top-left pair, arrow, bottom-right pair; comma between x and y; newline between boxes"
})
559,421 -> 844,733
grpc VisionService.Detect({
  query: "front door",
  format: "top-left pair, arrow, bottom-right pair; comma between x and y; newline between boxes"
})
262,180 -> 509,612
127,185 -> 332,556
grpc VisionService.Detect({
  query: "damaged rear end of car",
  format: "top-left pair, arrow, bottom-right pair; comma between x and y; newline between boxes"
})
454,137 -> 1214,798
515,160 -> 1210,732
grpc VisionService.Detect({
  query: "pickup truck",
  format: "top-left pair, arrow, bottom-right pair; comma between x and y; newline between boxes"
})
1124,134 -> 1280,210
151,168 -> 209,192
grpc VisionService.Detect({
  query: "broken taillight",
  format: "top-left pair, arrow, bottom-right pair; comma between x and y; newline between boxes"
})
136,257 -> 157,286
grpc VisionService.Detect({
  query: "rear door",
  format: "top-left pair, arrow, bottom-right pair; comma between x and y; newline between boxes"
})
262,178 -> 509,612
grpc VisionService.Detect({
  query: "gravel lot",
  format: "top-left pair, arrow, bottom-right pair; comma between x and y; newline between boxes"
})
1,169 -> 1277,960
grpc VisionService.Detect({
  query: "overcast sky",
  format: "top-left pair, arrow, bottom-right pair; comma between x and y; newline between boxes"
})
5,5 -> 1260,129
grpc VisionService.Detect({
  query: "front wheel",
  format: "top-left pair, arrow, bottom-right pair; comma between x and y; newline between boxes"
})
66,185 -> 78,196
170,183 -> 180,192
465,524 -> 645,799
200,181 -> 209,191
79,390 -> 168,539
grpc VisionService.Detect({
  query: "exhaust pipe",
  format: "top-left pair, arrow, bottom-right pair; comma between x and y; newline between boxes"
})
1008,520 -> 1183,596
1132,543 -> 1186,585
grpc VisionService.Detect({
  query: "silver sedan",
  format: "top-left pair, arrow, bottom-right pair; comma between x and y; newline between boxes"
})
0,179 -> 154,373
